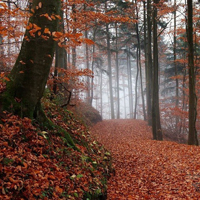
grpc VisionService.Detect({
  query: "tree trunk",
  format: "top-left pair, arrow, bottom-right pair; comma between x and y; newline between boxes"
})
115,22 -> 120,119
187,0 -> 198,145
126,49 -> 133,119
135,3 -> 146,121
72,3 -> 77,69
146,0 -> 153,126
85,28 -> 91,104
105,2 -> 115,119
53,8 -> 66,96
152,0 -> 163,140
134,47 -> 139,119
143,0 -> 148,121
174,0 -> 179,132
1,0 -> 61,119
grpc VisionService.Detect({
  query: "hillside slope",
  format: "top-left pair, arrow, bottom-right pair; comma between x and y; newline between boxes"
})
0,101 -> 112,200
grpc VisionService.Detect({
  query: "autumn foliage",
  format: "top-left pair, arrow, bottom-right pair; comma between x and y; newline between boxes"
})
0,99 -> 112,199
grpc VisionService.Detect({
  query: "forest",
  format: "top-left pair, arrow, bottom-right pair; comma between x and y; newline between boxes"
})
0,0 -> 200,199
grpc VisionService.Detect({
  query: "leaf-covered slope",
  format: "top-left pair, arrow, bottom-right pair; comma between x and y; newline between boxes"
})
91,119 -> 200,199
0,105 -> 112,199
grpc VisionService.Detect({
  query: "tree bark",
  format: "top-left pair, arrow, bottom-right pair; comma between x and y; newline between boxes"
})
0,0 -> 61,119
187,0 -> 198,145
146,0 -> 153,126
152,0 -> 163,140
174,0 -> 179,132
126,49 -> 133,119
135,3 -> 146,121
105,2 -> 115,119
115,22 -> 120,119
134,48 -> 139,119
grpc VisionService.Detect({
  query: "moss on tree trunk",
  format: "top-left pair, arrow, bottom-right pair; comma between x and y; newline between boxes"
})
0,0 -> 78,150
1,0 -> 60,119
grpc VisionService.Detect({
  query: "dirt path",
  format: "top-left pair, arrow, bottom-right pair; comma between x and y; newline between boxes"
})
91,119 -> 200,200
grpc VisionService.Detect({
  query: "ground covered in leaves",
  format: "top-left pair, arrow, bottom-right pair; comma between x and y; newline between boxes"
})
0,101 -> 112,200
91,119 -> 200,200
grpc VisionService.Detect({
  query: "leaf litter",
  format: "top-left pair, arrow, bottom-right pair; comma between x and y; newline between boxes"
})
91,119 -> 200,200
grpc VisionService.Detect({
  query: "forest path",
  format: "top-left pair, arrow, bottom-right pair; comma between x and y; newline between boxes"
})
91,119 -> 200,200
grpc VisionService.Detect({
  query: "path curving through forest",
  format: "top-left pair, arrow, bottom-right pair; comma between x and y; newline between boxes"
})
91,119 -> 200,200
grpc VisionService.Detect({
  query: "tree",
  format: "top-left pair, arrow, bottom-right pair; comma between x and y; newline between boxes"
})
115,22 -> 120,119
0,0 -> 61,120
146,0 -> 153,125
187,0 -> 198,145
105,1 -> 115,119
152,0 -> 163,140
173,0 -> 179,132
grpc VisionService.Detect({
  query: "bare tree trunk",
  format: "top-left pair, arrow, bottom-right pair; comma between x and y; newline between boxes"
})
72,3 -> 76,69
174,0 -> 179,132
134,47 -> 139,119
146,0 -> 153,125
152,0 -> 163,140
53,8 -> 66,96
135,3 -> 146,120
143,0 -> 148,121
115,23 -> 120,119
187,0 -> 198,145
90,29 -> 96,106
126,48 -> 133,119
105,2 -> 115,119
85,28 -> 90,103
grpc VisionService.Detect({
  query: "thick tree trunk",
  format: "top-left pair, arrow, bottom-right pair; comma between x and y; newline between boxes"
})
187,0 -> 198,145
0,0 -> 61,118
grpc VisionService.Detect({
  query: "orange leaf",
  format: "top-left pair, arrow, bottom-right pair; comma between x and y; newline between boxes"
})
52,31 -> 63,38
84,38 -> 95,45
9,177 -> 18,184
4,77 -> 10,81
26,23 -> 33,30
38,2 -> 42,8
54,15 -> 61,20
19,60 -> 26,65
23,162 -> 28,169
48,175 -> 56,180
51,15 -> 56,20
44,28 -> 51,35
38,31 -> 41,36
55,186 -> 63,194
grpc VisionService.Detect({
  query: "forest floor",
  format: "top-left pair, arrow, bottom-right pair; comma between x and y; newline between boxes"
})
91,119 -> 200,200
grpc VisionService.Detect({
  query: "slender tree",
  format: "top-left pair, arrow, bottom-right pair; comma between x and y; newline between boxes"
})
152,0 -> 163,140
146,0 -> 153,125
135,1 -> 146,120
115,22 -> 120,119
174,0 -> 179,132
105,1 -> 115,119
